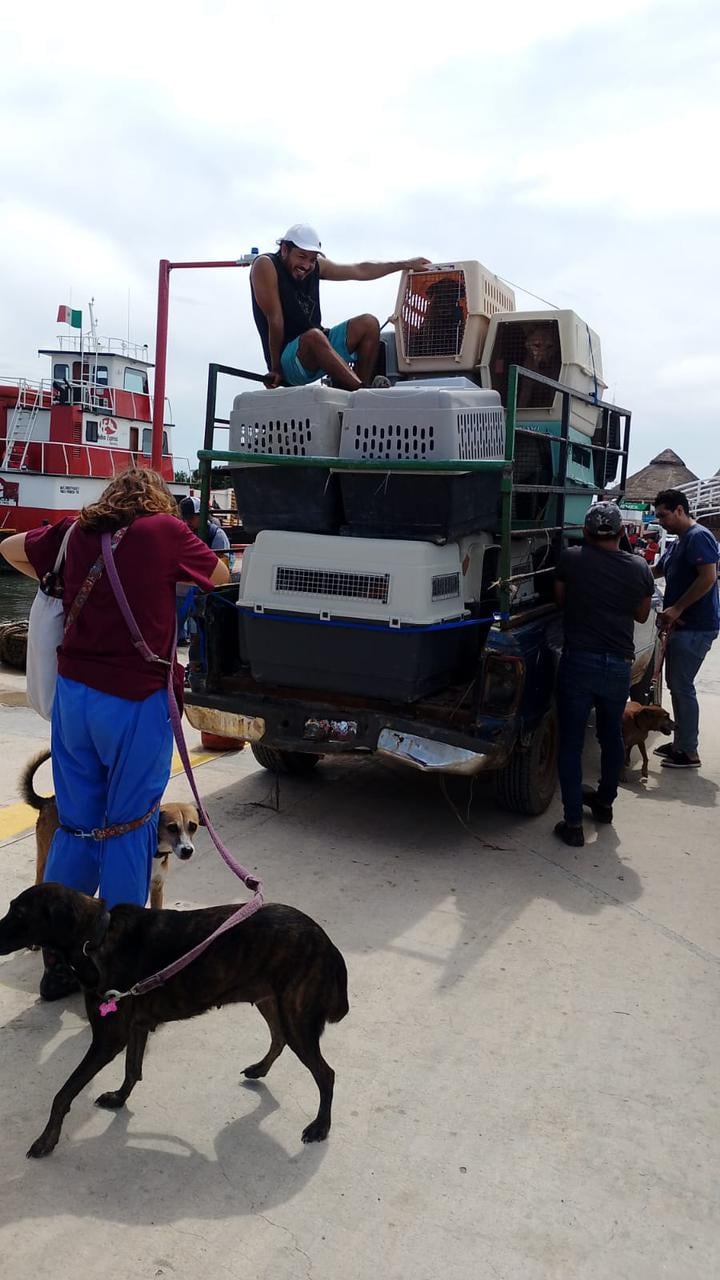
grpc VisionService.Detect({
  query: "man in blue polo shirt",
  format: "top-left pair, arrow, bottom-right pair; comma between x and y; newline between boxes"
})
653,488 -> 720,769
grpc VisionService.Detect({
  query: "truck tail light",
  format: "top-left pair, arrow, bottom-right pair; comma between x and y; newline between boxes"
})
480,655 -> 525,715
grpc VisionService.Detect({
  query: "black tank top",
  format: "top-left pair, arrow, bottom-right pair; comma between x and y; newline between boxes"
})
251,251 -> 322,369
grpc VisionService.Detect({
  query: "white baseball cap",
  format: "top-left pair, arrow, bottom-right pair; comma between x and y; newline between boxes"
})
276,223 -> 323,254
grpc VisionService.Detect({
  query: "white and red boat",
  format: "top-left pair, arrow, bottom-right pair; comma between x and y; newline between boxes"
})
0,319 -> 189,535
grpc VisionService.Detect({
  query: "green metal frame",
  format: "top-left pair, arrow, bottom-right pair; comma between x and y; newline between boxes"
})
196,362 -> 631,621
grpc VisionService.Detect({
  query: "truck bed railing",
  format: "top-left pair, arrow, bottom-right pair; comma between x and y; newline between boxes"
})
195,362 -> 632,619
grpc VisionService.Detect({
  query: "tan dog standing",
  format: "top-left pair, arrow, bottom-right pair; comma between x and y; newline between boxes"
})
622,702 -> 674,778
19,751 -> 200,907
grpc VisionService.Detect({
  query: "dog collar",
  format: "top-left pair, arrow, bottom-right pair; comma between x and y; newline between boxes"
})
82,907 -> 111,956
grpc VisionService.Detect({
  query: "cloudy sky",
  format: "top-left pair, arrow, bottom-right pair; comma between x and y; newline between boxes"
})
1,0 -> 717,479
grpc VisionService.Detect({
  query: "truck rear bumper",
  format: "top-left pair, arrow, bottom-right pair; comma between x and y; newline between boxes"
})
184,691 -> 510,775
376,728 -> 489,775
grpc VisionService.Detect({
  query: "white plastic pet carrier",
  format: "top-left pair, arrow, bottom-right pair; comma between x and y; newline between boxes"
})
239,531 -> 467,626
479,310 -> 606,437
339,385 -> 506,462
228,385 -> 352,457
394,261 -> 516,374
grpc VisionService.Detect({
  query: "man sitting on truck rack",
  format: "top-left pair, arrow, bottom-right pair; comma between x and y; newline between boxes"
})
250,223 -> 430,391
553,502 -> 654,847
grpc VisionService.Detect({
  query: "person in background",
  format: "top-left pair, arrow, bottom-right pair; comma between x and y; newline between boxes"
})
250,222 -> 430,390
178,496 -> 231,561
652,488 -> 719,769
176,496 -> 232,644
643,534 -> 660,566
553,502 -> 654,846
0,468 -> 229,999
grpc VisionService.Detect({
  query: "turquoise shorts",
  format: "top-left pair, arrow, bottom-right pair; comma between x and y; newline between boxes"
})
280,321 -> 354,386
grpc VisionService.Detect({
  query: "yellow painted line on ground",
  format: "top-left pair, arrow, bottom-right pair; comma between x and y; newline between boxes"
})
0,748 -> 222,845
0,801 -> 38,842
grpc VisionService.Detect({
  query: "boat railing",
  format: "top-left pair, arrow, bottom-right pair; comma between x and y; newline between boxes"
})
3,439 -> 192,479
2,376 -> 174,471
50,379 -> 171,423
51,336 -> 152,362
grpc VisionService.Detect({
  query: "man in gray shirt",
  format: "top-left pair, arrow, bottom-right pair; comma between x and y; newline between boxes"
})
553,502 -> 654,846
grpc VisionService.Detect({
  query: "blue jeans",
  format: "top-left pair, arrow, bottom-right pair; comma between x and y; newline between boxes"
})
46,676 -> 173,907
557,650 -> 632,826
665,629 -> 716,754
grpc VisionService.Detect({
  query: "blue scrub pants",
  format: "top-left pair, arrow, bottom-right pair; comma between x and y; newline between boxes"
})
45,676 -> 174,908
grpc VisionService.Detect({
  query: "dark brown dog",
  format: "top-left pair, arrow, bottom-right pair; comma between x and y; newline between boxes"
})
0,883 -> 348,1158
622,701 -> 674,778
19,751 -> 200,908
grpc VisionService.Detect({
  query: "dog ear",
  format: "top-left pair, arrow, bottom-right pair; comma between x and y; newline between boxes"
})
197,809 -> 206,827
35,884 -> 85,950
635,709 -> 653,730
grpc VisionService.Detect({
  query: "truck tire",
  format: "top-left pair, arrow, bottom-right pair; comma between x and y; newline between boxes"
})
250,743 -> 321,776
493,708 -> 558,816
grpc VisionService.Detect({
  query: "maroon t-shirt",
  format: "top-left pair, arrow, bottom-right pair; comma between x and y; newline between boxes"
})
25,514 -> 219,700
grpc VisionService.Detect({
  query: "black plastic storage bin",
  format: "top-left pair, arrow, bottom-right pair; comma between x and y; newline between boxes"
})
241,608 -> 478,702
339,470 -> 503,541
231,465 -> 342,537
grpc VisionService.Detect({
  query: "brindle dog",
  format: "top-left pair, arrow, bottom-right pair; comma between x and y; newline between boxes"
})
0,883 -> 348,1158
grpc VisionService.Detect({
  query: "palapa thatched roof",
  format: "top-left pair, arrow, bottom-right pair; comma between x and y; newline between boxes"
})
622,449 -> 699,503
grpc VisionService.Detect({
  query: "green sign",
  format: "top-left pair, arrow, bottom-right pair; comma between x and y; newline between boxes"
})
621,501 -> 648,510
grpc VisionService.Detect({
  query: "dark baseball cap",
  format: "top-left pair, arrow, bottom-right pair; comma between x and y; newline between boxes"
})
584,501 -> 623,536
179,496 -> 200,520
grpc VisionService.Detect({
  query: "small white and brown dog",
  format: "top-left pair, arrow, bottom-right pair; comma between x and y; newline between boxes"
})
19,750 -> 200,908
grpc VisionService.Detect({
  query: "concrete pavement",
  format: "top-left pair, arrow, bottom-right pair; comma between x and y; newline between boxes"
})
0,650 -> 718,1279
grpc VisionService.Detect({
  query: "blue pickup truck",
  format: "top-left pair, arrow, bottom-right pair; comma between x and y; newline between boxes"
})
184,343 -> 660,818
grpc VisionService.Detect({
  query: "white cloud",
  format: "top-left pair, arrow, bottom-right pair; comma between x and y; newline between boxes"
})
1,0 -> 719,478
656,355 -> 720,387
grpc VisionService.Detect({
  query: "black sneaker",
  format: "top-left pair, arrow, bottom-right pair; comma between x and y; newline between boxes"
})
582,786 -> 614,824
39,950 -> 80,1001
653,743 -> 676,759
661,751 -> 701,769
554,821 -> 585,847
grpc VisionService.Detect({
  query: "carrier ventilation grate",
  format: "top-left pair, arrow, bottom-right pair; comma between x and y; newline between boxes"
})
275,566 -> 391,603
401,271 -> 467,359
431,572 -> 461,601
236,417 -> 314,456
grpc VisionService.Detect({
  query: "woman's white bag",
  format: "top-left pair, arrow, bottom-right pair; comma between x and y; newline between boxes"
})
26,523 -> 75,720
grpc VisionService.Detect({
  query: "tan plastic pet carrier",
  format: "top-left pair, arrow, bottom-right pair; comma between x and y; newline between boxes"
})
479,310 -> 606,437
394,261 -> 515,374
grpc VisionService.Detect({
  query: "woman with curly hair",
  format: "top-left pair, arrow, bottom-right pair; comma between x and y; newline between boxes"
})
1,468 -> 229,998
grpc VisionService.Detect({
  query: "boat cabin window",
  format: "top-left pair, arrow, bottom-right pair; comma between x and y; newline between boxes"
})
141,427 -> 169,455
124,367 -> 149,395
86,420 -> 99,443
53,363 -> 70,383
488,320 -> 561,409
92,365 -> 109,386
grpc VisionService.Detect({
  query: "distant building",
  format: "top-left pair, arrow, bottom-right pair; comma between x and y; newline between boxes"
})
622,449 -> 699,504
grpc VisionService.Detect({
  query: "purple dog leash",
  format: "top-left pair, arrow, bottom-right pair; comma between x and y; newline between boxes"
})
97,533 -> 264,1014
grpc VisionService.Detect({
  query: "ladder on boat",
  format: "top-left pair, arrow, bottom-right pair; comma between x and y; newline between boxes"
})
1,380 -> 48,470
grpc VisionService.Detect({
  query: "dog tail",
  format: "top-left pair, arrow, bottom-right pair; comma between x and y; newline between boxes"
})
19,749 -> 53,811
326,943 -> 349,1024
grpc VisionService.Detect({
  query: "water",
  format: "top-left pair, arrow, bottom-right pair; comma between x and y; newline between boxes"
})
0,571 -> 36,622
